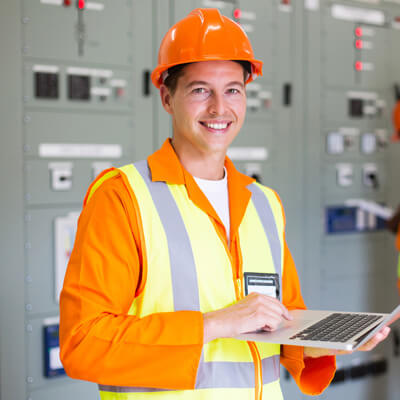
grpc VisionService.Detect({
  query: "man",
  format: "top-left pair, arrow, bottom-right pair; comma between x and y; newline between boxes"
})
60,8 -> 390,399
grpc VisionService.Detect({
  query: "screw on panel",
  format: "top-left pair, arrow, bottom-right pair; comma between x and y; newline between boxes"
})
23,144 -> 31,153
22,46 -> 29,54
26,376 -> 34,384
25,193 -> 31,201
25,274 -> 32,283
22,17 -> 29,24
25,213 -> 32,222
25,303 -> 32,312
26,324 -> 33,332
23,96 -> 29,103
25,242 -> 32,250
23,115 -> 31,123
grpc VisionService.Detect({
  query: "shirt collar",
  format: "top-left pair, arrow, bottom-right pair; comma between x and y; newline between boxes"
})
147,139 -> 255,242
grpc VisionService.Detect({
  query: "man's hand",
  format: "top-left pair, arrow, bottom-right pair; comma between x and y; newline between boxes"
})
203,292 -> 293,343
303,326 -> 391,358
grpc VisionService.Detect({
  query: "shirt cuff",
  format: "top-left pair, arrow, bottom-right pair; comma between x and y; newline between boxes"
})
281,345 -> 336,395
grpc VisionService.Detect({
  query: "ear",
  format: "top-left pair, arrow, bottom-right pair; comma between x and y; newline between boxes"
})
159,84 -> 173,115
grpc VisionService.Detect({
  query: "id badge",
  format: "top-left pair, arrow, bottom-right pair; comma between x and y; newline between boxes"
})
244,272 -> 280,299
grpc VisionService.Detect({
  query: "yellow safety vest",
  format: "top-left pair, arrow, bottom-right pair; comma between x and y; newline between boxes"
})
98,161 -> 285,400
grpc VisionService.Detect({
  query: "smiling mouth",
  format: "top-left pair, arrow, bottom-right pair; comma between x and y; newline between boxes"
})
199,121 -> 232,132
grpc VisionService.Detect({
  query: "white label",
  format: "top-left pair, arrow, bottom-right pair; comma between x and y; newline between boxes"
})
362,41 -> 374,50
339,127 -> 360,136
305,0 -> 319,10
362,27 -> 376,37
43,316 -> 60,326
259,91 -> 272,100
246,83 -> 261,92
336,164 -> 354,187
49,347 -> 63,370
362,62 -> 375,71
361,133 -> 377,154
202,0 -> 226,8
241,24 -> 254,33
241,11 -> 256,21
86,2 -> 105,11
40,0 -> 62,5
92,161 -> 112,179
327,132 -> 344,154
331,4 -> 385,25
393,21 -> 400,30
353,0 -> 380,4
247,98 -> 262,108
227,147 -> 268,161
66,67 -> 113,78
91,87 -> 111,96
33,64 -> 59,73
347,91 -> 378,100
39,143 -> 122,159
279,4 -> 292,12
110,79 -> 127,87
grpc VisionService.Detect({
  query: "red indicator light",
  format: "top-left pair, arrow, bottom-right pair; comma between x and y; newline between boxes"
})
63,0 -> 71,6
355,61 -> 363,71
395,16 -> 400,22
233,9 -> 242,19
355,27 -> 363,37
78,0 -> 85,9
355,39 -> 363,49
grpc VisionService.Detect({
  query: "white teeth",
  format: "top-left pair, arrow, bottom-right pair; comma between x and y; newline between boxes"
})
206,122 -> 228,130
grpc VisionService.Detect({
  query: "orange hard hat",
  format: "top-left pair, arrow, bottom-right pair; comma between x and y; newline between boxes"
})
151,8 -> 263,88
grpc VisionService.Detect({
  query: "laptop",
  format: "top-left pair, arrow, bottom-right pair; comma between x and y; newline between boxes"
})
236,305 -> 400,351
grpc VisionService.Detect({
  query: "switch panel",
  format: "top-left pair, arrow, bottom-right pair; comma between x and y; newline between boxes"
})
361,133 -> 377,154
362,163 -> 378,188
35,72 -> 59,99
336,163 -> 354,187
43,318 -> 65,378
49,162 -> 73,191
68,75 -> 91,101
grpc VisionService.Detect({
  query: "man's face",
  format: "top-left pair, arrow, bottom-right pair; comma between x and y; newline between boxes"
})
160,60 -> 247,159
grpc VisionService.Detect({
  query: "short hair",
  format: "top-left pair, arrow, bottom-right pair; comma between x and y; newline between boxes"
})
164,61 -> 252,94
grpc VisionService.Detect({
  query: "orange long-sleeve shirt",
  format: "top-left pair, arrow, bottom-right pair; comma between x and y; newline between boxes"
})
60,140 -> 336,394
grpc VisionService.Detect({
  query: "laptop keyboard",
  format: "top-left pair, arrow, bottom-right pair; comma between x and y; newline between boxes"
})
289,313 -> 382,342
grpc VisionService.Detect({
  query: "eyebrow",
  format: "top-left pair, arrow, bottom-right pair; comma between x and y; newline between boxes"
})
184,80 -> 245,90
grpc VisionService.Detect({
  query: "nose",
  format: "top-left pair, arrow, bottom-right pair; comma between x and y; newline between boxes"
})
207,92 -> 226,116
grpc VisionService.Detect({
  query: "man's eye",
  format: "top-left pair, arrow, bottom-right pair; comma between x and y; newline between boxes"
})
192,87 -> 207,94
227,88 -> 240,94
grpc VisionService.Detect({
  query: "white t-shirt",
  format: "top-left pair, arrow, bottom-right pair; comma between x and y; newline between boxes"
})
193,168 -> 230,242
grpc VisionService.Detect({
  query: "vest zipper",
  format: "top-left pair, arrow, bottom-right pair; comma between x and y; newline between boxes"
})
234,236 -> 263,400
212,222 -> 263,400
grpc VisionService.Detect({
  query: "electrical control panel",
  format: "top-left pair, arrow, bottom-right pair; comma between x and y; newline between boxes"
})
1,1 -> 400,400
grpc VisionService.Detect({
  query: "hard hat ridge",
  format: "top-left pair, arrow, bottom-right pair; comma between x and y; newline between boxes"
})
151,8 -> 263,88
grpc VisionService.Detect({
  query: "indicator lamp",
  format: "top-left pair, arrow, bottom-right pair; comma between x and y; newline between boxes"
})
233,9 -> 242,19
355,39 -> 363,49
355,27 -> 363,37
77,0 -> 85,9
63,0 -> 71,6
355,61 -> 363,71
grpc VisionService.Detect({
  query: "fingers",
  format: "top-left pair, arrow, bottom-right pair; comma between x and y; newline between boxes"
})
246,293 -> 292,331
358,327 -> 391,352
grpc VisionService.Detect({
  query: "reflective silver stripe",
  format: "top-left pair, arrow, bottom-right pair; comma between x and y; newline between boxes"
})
247,184 -> 282,301
196,354 -> 280,389
99,385 -> 169,393
98,355 -> 280,393
134,160 -> 200,312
